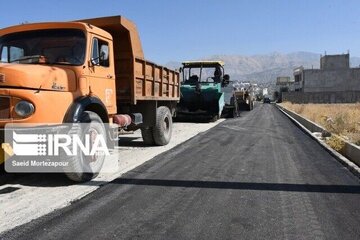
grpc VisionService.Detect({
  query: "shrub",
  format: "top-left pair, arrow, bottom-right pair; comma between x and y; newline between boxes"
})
280,102 -> 360,146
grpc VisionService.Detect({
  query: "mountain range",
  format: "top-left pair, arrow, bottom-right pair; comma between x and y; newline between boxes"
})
166,52 -> 360,86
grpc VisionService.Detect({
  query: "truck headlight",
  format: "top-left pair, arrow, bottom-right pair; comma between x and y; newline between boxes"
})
14,101 -> 35,117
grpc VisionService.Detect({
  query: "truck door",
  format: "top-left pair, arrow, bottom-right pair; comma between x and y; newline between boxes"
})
88,36 -> 116,114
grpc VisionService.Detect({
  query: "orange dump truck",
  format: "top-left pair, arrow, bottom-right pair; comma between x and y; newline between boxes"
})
0,16 -> 180,180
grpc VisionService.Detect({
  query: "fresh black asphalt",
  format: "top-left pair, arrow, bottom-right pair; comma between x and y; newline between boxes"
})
1,104 -> 360,240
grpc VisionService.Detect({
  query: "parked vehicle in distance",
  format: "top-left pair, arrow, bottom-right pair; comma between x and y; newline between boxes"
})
232,82 -> 255,111
263,97 -> 271,103
0,15 -> 180,181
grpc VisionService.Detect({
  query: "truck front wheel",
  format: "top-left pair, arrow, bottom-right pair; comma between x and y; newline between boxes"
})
152,106 -> 172,146
64,111 -> 106,182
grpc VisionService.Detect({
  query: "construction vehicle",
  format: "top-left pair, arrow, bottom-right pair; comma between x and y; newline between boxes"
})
233,82 -> 254,111
176,61 -> 227,121
0,16 -> 180,181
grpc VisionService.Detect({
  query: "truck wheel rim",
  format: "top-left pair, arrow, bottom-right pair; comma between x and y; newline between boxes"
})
164,116 -> 170,133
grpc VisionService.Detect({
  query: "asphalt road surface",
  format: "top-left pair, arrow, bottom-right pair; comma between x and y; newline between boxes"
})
2,104 -> 360,240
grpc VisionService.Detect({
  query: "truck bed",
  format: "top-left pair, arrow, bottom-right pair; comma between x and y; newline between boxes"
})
133,58 -> 179,101
78,16 -> 180,105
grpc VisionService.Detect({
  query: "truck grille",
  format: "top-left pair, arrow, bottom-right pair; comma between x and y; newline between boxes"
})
0,97 -> 10,119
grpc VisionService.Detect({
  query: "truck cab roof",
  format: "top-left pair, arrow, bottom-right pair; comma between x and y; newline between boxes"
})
0,21 -> 112,40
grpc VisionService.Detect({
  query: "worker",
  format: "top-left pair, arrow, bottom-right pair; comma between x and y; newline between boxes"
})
188,74 -> 199,84
213,67 -> 222,83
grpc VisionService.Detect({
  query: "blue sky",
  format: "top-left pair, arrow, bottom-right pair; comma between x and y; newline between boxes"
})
1,0 -> 360,64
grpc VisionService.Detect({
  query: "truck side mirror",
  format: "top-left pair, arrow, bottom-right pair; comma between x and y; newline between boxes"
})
90,58 -> 98,66
90,48 -> 108,66
90,52 -> 104,66
89,38 -> 109,66
100,45 -> 109,61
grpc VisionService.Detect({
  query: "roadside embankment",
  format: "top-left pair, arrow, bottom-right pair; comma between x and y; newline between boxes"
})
280,102 -> 360,146
277,103 -> 360,178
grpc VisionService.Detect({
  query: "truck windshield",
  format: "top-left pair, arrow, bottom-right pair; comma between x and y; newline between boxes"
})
0,29 -> 86,66
182,66 -> 223,84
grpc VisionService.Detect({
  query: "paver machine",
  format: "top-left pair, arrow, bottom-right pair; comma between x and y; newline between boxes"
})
176,61 -> 227,121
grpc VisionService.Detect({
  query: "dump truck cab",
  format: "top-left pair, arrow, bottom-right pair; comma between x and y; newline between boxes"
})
176,61 -> 227,121
0,22 -> 116,124
0,16 -> 180,181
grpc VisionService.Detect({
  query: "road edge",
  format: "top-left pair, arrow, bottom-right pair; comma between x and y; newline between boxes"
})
275,104 -> 360,179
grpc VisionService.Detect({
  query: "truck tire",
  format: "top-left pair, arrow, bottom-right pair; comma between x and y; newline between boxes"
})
227,96 -> 237,118
210,114 -> 219,122
246,100 -> 253,111
249,101 -> 254,110
64,111 -> 106,182
152,106 -> 172,146
141,127 -> 155,145
230,107 -> 239,118
232,96 -> 240,118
